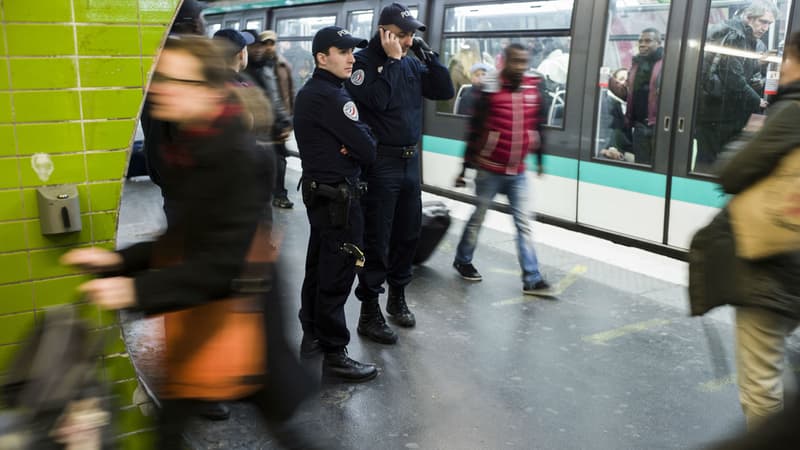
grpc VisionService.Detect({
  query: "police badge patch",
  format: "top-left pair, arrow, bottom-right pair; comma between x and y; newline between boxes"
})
343,101 -> 359,121
350,69 -> 365,86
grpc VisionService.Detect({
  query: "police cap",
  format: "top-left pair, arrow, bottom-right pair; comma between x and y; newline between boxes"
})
312,26 -> 368,55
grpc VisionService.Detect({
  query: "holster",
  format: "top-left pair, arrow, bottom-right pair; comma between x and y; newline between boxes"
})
301,180 -> 355,228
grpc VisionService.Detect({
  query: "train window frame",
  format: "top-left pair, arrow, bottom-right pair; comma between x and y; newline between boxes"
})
589,1 -> 674,171
347,9 -> 375,40
435,0 -> 576,130
244,18 -> 264,32
685,0 -> 793,178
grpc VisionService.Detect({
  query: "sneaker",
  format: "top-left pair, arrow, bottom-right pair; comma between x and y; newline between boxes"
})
522,280 -> 554,297
272,196 -> 294,209
453,262 -> 482,281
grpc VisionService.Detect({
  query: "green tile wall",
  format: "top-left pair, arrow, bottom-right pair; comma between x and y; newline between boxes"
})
0,0 -> 181,445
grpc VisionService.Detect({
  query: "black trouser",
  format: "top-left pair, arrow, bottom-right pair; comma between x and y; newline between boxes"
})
273,142 -> 289,198
631,122 -> 654,165
298,182 -> 364,351
695,120 -> 744,168
355,149 -> 421,301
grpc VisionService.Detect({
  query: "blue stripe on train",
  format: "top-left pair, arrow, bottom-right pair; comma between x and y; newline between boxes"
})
421,134 -> 726,208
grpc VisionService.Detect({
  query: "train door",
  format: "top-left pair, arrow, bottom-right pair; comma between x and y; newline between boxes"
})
666,0 -> 797,248
579,0 -> 689,244
582,0 -> 796,249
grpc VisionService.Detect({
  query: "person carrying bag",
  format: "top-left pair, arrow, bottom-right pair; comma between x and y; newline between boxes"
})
689,31 -> 800,429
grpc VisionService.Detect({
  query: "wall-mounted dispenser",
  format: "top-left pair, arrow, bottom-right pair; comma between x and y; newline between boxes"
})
37,185 -> 81,235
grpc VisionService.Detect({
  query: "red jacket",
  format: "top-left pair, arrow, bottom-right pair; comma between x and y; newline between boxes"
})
464,72 -> 544,175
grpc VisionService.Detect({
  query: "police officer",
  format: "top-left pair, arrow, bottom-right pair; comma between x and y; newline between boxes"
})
346,3 -> 454,344
295,26 -> 378,382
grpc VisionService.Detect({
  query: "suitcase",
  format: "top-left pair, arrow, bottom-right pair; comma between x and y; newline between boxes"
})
413,201 -> 451,264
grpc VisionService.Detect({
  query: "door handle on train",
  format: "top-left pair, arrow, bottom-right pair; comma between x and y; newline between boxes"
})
677,117 -> 685,133
663,115 -> 671,132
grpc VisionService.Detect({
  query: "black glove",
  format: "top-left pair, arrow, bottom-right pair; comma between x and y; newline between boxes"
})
411,37 -> 434,64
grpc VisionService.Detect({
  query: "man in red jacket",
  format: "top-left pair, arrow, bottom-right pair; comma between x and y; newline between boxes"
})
453,43 -> 551,295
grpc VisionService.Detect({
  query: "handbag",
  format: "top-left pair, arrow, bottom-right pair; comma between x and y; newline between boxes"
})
159,225 -> 276,401
728,147 -> 800,260
688,208 -> 742,316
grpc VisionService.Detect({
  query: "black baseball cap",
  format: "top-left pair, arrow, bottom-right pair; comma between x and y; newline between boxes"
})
213,29 -> 255,54
312,26 -> 368,55
379,3 -> 426,32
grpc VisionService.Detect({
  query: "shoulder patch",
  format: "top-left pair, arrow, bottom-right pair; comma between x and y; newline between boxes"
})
350,69 -> 365,86
343,101 -> 359,121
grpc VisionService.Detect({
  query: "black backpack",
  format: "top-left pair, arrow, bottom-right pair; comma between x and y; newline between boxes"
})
0,307 -> 113,449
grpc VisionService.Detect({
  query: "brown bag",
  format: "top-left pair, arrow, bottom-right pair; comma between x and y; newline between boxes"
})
729,148 -> 800,260
159,225 -> 277,401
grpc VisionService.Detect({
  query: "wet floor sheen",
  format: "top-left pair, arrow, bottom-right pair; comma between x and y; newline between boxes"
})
118,170 -> 754,450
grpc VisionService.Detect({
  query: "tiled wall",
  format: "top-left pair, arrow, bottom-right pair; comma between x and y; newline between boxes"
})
0,1 -> 180,448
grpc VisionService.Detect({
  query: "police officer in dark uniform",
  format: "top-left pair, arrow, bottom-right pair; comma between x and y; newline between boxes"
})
295,26 -> 378,382
346,3 -> 454,344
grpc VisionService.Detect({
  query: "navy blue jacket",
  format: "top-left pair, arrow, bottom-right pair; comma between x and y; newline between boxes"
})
294,68 -> 376,183
345,37 -> 454,146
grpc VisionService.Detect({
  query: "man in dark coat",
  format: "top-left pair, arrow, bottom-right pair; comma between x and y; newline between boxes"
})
695,0 -> 777,170
345,3 -> 454,344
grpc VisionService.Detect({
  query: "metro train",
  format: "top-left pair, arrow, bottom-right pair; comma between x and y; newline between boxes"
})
203,0 -> 800,257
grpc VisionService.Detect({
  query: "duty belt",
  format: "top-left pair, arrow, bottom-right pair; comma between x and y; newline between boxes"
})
304,179 -> 367,199
377,144 -> 417,159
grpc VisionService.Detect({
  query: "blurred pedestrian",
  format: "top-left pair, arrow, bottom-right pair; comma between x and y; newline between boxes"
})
452,44 -> 551,295
717,30 -> 800,429
62,36 -> 316,448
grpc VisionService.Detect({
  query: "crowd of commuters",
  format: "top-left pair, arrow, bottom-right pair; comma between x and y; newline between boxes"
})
45,0 -> 800,447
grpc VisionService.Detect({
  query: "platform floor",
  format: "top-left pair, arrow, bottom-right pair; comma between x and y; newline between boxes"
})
117,162 -> 798,450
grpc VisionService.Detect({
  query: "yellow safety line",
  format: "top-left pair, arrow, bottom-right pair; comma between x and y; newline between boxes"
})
490,265 -> 587,306
581,318 -> 673,345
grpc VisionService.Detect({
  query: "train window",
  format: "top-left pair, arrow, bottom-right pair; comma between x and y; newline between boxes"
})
347,10 -> 374,40
280,41 -> 315,91
224,20 -> 240,30
689,0 -> 792,175
276,16 -> 336,37
276,16 -> 336,91
206,23 -> 222,37
436,1 -> 573,127
245,19 -> 263,32
443,1 -> 573,32
593,3 -> 671,167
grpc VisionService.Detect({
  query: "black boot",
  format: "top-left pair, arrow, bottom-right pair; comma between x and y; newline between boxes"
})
386,287 -> 416,327
198,402 -> 230,421
357,299 -> 398,344
299,334 -> 321,359
322,348 -> 377,382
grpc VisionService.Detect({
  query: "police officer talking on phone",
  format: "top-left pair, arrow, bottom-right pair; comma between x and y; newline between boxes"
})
346,3 -> 454,344
295,26 -> 379,382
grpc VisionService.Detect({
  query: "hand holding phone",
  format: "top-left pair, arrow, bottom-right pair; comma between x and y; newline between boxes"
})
379,27 -> 403,60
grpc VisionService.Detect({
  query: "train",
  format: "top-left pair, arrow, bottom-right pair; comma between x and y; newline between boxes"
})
201,0 -> 799,258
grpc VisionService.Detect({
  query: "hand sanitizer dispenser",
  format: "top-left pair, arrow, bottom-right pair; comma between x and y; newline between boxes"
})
37,185 -> 81,234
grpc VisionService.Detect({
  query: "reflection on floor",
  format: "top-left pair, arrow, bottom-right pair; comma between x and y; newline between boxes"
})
118,166 -> 754,450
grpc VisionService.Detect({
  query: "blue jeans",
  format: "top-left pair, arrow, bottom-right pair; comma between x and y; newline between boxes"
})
454,169 -> 543,284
